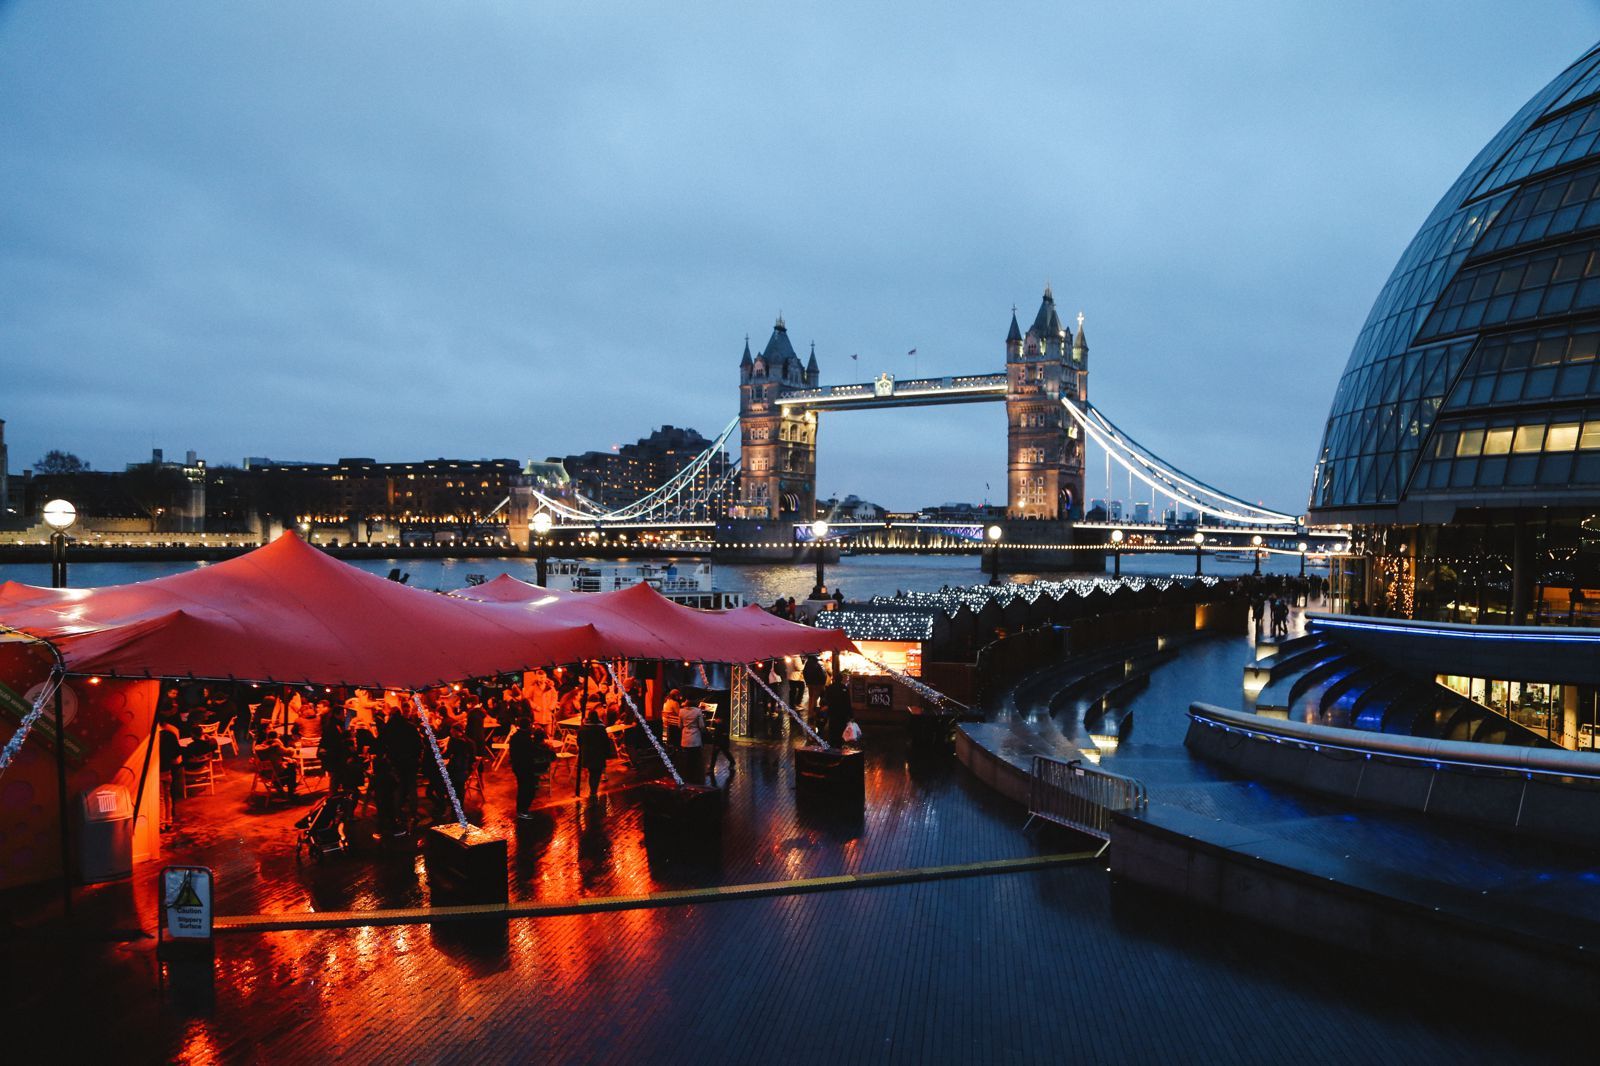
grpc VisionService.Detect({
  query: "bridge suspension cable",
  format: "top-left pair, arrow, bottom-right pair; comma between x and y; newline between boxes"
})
1062,397 -> 1297,526
527,417 -> 741,526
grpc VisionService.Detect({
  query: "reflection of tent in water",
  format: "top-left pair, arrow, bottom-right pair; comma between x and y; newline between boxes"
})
170,870 -> 203,909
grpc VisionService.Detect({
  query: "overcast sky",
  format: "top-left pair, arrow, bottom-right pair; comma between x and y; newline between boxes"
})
2,2 -> 1596,514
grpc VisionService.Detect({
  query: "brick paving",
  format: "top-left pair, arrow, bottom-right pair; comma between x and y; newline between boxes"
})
1,660 -> 1591,1064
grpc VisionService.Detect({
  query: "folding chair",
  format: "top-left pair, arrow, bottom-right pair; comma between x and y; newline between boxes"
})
181,757 -> 215,797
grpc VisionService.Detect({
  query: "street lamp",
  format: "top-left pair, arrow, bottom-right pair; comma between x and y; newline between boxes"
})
986,524 -> 1003,585
42,499 -> 76,588
40,498 -> 76,916
810,519 -> 831,598
1298,540 -> 1308,578
1193,531 -> 1205,577
1110,528 -> 1124,579
529,511 -> 553,587
1251,534 -> 1264,576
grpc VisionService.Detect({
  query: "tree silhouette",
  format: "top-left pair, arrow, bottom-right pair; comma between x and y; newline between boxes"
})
34,450 -> 88,474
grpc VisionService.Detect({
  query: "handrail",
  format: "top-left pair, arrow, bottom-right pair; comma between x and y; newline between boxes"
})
1024,755 -> 1148,847
1189,702 -> 1600,782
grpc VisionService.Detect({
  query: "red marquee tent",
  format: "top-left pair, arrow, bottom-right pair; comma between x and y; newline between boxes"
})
0,534 -> 852,688
451,575 -> 853,663
0,533 -> 605,689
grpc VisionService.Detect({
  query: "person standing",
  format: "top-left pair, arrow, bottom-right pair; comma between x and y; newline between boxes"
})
802,655 -> 827,725
705,707 -> 735,783
381,709 -> 422,829
575,710 -> 611,799
443,724 -> 478,817
679,701 -> 709,784
823,674 -> 853,748
509,718 -> 554,818
786,657 -> 806,715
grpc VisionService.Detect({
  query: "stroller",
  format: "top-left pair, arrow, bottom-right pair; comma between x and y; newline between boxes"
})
295,788 -> 355,864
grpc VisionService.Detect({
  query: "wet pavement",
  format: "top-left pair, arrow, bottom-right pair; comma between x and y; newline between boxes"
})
3,651 -> 1595,1063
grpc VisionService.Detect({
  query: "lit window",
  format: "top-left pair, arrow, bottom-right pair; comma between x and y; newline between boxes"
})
1512,424 -> 1545,453
1456,428 -> 1485,456
1546,422 -> 1581,451
1483,427 -> 1515,455
1581,421 -> 1600,449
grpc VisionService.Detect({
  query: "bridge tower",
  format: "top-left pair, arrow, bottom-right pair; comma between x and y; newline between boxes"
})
1006,286 -> 1087,520
737,315 -> 819,522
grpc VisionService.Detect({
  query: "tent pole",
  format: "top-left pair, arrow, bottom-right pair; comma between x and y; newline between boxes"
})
55,684 -> 71,917
128,700 -> 161,848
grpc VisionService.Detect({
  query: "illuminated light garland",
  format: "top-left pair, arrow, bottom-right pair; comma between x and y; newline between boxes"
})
742,664 -> 828,749
861,655 -> 968,712
412,693 -> 469,832
605,661 -> 684,787
0,668 -> 64,779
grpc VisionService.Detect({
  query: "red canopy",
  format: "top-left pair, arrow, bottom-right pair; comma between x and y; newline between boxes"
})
450,575 -> 855,662
0,533 -> 605,689
0,535 -> 854,688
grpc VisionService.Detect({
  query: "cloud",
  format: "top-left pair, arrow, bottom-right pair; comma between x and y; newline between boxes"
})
0,0 -> 1591,512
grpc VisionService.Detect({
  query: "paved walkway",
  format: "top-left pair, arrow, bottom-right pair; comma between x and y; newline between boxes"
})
3,644 -> 1593,1063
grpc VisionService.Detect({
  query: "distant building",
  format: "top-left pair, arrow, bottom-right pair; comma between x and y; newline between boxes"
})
0,418 -> 9,518
25,447 -> 206,532
818,494 -> 885,521
249,456 -> 521,540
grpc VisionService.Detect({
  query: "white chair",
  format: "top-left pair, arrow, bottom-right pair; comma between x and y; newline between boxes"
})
181,758 -> 215,797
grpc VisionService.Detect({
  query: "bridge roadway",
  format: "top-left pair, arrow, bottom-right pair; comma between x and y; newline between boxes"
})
775,372 -> 1008,411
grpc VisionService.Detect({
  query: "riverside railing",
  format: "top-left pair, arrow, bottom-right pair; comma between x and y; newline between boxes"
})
1024,755 -> 1148,848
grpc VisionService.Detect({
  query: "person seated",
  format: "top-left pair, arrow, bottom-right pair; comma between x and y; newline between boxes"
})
177,712 -> 218,762
298,699 -> 327,743
256,730 -> 300,794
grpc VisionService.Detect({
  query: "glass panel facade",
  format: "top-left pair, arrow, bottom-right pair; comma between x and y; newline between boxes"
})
1471,162 -> 1600,258
1311,43 -> 1600,514
1418,238 -> 1600,340
1470,96 -> 1600,201
1413,404 -> 1600,493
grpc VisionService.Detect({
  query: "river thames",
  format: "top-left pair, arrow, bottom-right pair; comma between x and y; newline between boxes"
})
0,548 -> 1310,601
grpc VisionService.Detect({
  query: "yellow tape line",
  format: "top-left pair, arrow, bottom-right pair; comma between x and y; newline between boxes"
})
214,851 -> 1099,933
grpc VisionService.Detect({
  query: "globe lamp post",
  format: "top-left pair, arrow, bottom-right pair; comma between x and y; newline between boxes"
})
986,524 -> 1003,585
1193,531 -> 1206,577
1298,541 -> 1308,578
1110,528 -> 1124,579
43,498 -> 76,588
810,519 -> 831,599
530,511 -> 554,587
1251,534 -> 1264,576
40,498 -> 76,916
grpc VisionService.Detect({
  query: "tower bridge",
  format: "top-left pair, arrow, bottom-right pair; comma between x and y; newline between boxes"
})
517,286 -> 1306,566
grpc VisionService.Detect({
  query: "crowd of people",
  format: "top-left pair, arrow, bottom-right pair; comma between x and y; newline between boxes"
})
151,652 -> 868,833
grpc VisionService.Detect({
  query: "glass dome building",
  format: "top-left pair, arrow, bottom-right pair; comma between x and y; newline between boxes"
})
1310,41 -> 1600,626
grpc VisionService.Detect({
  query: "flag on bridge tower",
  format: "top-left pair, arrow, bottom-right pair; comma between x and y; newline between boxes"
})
907,349 -> 916,356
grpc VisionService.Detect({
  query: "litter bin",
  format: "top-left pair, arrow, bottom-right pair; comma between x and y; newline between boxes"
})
78,784 -> 134,884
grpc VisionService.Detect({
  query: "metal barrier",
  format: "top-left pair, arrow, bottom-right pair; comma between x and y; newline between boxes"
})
1024,755 -> 1147,847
